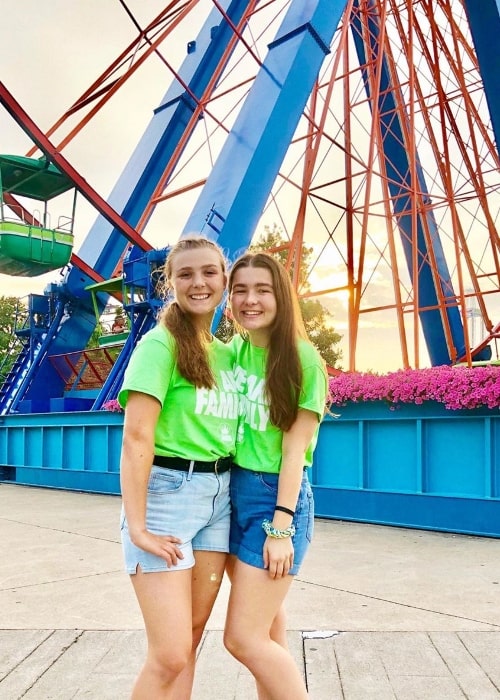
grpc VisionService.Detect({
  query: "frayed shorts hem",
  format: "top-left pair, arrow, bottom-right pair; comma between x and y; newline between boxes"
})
126,563 -> 193,575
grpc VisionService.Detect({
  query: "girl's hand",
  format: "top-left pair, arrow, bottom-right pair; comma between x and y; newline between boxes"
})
263,536 -> 294,579
131,529 -> 184,567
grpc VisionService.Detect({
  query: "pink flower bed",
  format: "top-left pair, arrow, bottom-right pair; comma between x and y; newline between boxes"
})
101,399 -> 123,413
328,365 -> 500,411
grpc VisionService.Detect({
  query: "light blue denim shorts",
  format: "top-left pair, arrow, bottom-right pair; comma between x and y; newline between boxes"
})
229,465 -> 314,575
120,465 -> 231,574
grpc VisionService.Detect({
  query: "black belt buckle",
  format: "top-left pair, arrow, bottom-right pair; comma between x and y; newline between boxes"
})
153,455 -> 231,473
213,456 -> 231,474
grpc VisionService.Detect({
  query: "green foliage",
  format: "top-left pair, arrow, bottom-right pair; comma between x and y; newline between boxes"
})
86,322 -> 104,349
298,297 -> 342,368
0,296 -> 26,379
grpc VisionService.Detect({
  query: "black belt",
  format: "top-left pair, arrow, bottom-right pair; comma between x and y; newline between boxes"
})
153,455 -> 232,473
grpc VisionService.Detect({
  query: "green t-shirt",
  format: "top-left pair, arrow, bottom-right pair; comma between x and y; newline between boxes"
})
231,335 -> 328,473
118,325 -> 238,461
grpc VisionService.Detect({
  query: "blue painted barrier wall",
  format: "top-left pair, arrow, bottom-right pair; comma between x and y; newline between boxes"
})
0,411 -> 123,494
0,403 -> 499,538
311,402 -> 500,537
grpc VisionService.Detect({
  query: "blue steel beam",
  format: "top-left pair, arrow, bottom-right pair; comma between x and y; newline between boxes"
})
4,0 -> 262,410
181,0 -> 344,261
65,0 -> 257,297
463,0 -> 500,159
351,1 -> 467,366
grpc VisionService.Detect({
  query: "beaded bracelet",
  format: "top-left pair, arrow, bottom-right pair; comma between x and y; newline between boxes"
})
262,519 -> 296,539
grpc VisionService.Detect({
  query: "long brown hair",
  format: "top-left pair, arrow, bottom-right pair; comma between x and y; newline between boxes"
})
229,252 -> 307,431
158,236 -> 227,388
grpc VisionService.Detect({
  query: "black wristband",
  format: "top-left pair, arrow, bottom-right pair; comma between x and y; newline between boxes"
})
274,505 -> 295,517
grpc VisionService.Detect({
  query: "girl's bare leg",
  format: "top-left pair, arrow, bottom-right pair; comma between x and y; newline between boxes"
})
226,554 -> 289,700
170,551 -> 227,699
130,567 -> 192,699
224,560 -> 308,700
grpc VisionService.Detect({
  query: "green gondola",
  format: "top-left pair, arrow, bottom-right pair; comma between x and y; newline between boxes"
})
0,154 -> 75,276
85,277 -> 130,348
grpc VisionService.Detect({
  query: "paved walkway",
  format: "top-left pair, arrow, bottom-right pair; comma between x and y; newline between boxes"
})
1,483 -> 500,699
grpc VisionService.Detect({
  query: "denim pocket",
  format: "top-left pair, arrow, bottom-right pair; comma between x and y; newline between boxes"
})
148,467 -> 185,494
257,471 -> 279,495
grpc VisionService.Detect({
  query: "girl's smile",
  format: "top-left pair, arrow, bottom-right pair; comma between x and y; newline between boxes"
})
230,266 -> 277,346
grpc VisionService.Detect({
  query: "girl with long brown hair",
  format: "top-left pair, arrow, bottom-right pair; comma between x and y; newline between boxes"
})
119,236 -> 239,699
224,252 -> 328,699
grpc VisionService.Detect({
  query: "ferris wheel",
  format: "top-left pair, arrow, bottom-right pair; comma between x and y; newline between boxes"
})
0,0 -> 499,415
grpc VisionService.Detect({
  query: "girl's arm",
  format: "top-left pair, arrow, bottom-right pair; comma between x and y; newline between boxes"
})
120,391 -> 183,565
264,408 -> 319,579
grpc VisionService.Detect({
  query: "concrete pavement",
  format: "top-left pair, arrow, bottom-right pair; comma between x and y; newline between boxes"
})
1,483 -> 500,699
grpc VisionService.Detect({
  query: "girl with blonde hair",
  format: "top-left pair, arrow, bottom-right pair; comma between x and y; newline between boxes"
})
119,236 -> 238,699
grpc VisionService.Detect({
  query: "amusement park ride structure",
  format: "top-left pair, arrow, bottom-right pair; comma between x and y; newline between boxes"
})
0,0 -> 499,419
